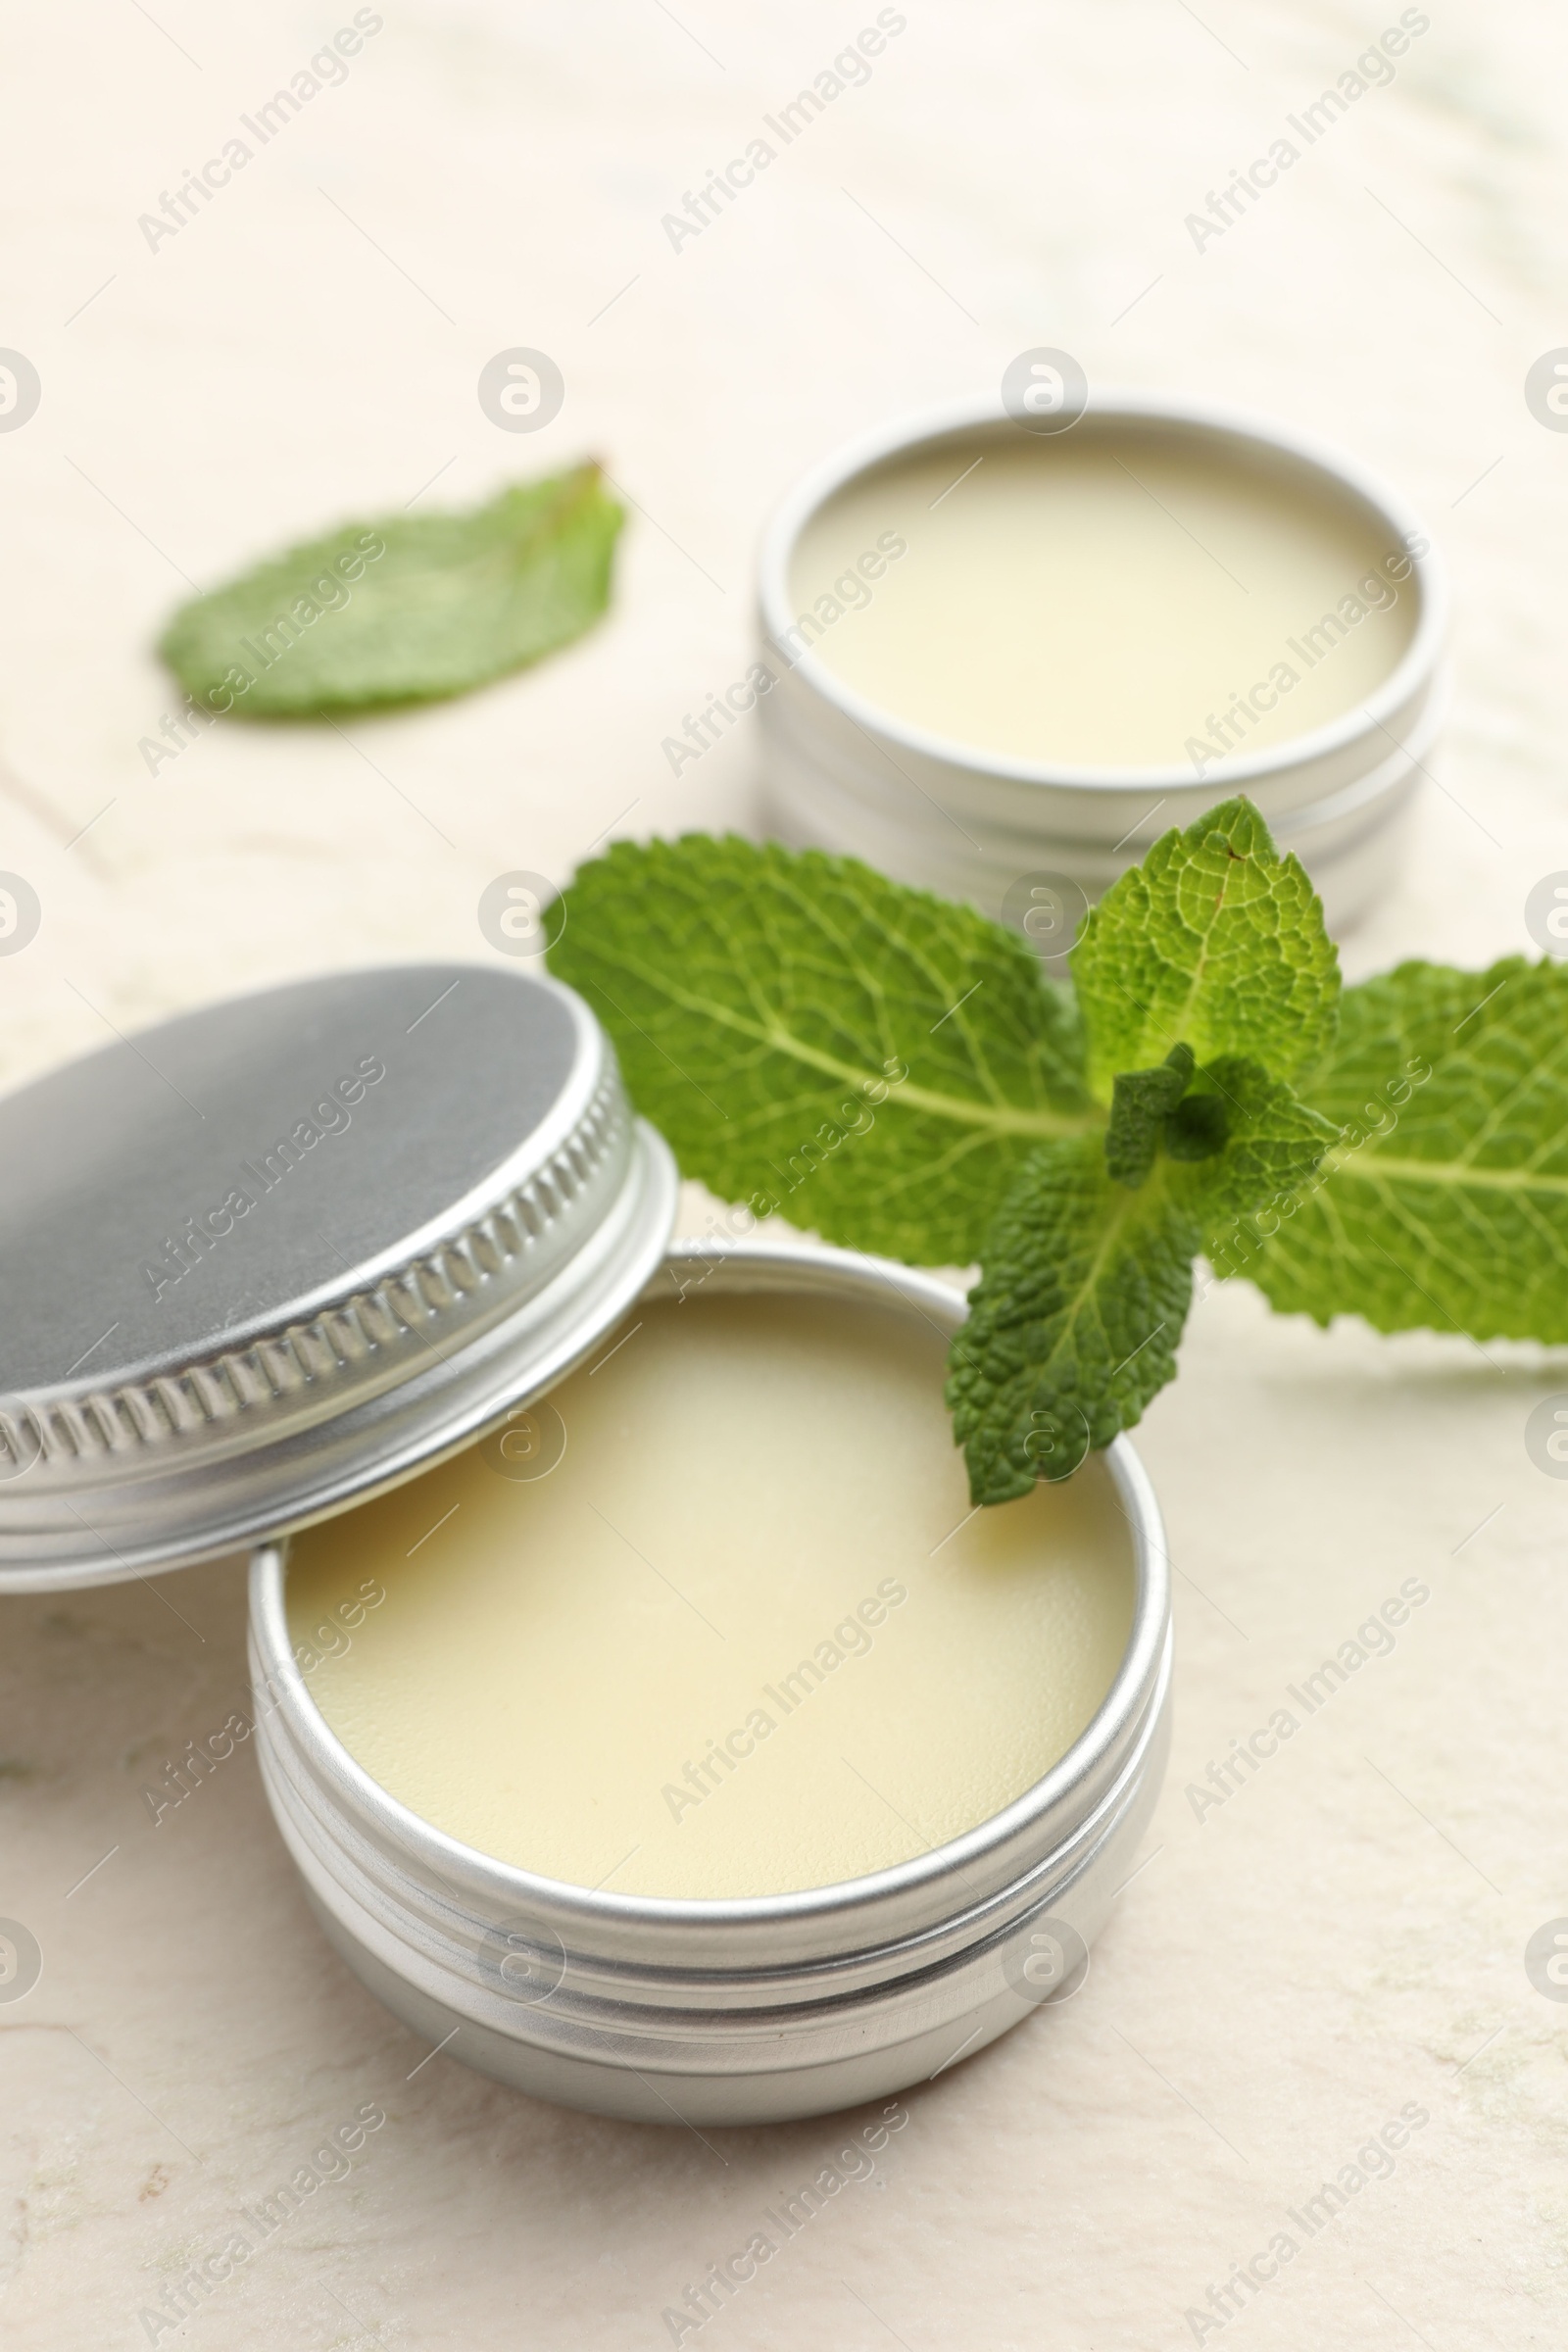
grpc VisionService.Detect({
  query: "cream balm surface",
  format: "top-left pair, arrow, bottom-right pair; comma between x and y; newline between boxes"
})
787,428 -> 1420,770
286,1290 -> 1135,1900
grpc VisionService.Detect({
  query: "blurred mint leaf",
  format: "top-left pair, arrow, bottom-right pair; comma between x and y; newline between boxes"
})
551,834 -> 1097,1265
948,1141 -> 1198,1505
1171,1057 -> 1340,1223
1072,796 -> 1340,1102
1238,957 -> 1568,1343
1105,1043 -> 1195,1187
159,464 -> 622,717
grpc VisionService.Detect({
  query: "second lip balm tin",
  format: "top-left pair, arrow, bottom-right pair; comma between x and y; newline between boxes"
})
756,390 -> 1446,937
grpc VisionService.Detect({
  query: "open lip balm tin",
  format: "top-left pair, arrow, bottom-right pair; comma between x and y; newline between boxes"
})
757,391 -> 1446,936
251,1238 -> 1171,2129
0,963 -> 1170,2127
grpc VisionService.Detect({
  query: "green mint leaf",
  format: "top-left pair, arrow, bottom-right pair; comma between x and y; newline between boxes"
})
1105,1043 -> 1195,1187
948,1140 -> 1199,1505
951,1059 -> 1336,1506
551,834 -> 1097,1265
1170,1057 -> 1340,1221
159,464 -> 622,717
1237,956 -> 1568,1344
1163,1089 -> 1229,1161
1071,796 -> 1340,1102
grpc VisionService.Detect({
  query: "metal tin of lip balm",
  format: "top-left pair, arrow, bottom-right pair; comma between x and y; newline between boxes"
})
757,391 -> 1446,937
0,962 -> 677,1591
248,1236 -> 1172,2130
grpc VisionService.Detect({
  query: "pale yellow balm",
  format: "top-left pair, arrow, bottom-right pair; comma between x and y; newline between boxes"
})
789,431 -> 1419,769
286,1292 -> 1134,1899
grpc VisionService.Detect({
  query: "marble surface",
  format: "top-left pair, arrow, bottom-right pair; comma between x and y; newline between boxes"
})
3,4 -> 1568,2346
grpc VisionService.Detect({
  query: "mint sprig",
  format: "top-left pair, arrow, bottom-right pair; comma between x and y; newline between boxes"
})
159,465 -> 622,717
554,800 -> 1561,1504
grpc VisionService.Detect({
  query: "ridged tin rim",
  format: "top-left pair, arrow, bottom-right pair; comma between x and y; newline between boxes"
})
758,388 -> 1446,797
249,1237 -> 1171,1975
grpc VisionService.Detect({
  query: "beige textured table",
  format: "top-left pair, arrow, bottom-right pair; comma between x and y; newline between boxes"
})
3,5 -> 1567,2346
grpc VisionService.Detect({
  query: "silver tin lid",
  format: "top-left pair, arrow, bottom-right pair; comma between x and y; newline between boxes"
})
0,963 -> 677,1592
